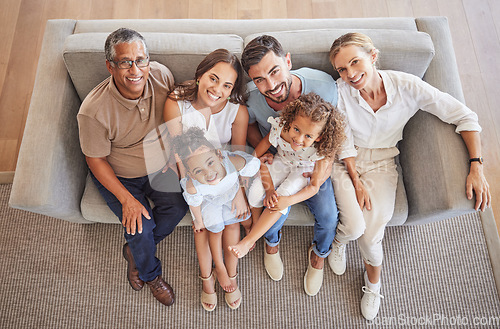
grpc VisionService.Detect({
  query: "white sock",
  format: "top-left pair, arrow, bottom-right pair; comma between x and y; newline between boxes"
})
364,272 -> 381,292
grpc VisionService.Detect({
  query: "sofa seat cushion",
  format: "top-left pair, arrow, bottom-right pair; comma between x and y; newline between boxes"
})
80,172 -> 318,226
244,29 -> 434,80
63,32 -> 244,100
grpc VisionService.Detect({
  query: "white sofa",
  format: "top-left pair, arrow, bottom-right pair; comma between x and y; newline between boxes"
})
9,17 -> 476,227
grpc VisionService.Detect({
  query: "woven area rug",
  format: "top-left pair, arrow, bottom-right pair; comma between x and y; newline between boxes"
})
1,184 -> 499,329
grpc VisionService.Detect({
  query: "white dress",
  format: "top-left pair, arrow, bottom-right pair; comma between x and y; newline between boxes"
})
180,150 -> 260,233
247,117 -> 324,213
177,99 -> 240,148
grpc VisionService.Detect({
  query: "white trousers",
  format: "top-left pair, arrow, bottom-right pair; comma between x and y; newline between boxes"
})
331,147 -> 399,266
248,156 -> 311,214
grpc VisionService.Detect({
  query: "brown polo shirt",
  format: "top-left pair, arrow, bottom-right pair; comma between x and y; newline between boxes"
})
77,61 -> 174,178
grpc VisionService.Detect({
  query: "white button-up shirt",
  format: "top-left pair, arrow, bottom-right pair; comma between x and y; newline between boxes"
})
337,70 -> 482,160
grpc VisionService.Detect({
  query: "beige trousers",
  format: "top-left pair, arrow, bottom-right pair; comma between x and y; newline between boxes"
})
331,147 -> 399,266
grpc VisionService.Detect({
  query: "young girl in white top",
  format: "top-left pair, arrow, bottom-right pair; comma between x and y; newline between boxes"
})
163,49 -> 250,311
229,92 -> 346,259
328,32 -> 490,321
173,127 -> 260,311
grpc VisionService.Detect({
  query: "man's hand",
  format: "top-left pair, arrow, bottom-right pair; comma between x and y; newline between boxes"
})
264,190 -> 279,208
268,195 -> 292,213
121,196 -> 151,235
466,164 -> 491,211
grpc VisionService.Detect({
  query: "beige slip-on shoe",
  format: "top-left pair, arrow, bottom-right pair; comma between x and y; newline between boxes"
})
264,242 -> 283,281
304,246 -> 324,296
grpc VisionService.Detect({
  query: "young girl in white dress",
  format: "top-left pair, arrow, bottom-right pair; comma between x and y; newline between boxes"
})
173,127 -> 260,311
229,92 -> 346,259
163,49 -> 250,311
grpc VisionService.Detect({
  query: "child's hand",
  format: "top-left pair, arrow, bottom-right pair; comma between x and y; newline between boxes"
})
259,151 -> 274,165
192,220 -> 205,233
268,195 -> 292,213
232,188 -> 250,219
263,190 -> 279,208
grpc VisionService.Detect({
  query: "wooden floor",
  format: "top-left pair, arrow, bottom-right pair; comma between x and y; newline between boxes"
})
1,0 -> 499,232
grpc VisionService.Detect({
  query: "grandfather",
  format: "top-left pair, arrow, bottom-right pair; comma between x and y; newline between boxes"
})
77,28 -> 188,306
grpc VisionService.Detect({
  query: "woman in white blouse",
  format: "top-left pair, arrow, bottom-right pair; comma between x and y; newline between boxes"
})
328,32 -> 490,320
164,49 -> 249,311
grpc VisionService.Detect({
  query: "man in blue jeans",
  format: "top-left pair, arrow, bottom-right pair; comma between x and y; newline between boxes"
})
242,35 -> 339,296
77,28 -> 188,306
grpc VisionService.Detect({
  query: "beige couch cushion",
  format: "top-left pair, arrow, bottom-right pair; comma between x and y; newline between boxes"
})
63,32 -> 244,100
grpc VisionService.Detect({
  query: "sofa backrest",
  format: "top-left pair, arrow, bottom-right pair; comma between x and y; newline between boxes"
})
63,19 -> 434,102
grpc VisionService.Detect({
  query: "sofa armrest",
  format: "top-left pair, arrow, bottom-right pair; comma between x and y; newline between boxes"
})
399,17 -> 475,225
9,20 -> 92,223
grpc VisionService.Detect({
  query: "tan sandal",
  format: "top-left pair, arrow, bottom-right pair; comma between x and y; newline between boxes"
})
224,273 -> 242,310
199,271 -> 217,311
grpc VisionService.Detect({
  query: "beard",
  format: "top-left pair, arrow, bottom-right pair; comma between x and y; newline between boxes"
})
263,75 -> 293,104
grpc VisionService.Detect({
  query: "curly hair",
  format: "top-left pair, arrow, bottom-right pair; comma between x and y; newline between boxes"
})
171,127 -> 216,170
279,92 -> 346,159
169,48 -> 247,105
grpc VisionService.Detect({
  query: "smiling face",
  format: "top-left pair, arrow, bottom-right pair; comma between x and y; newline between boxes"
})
106,41 -> 150,100
284,114 -> 324,151
186,146 -> 226,185
333,45 -> 377,90
247,51 -> 293,104
195,62 -> 237,110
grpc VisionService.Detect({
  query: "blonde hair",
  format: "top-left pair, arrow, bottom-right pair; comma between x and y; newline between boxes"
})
329,32 -> 379,70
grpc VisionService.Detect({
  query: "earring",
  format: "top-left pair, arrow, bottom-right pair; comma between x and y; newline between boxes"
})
196,80 -> 199,85
227,96 -> 231,100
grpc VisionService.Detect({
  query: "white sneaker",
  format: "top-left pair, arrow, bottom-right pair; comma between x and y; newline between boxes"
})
360,273 -> 384,320
328,241 -> 346,275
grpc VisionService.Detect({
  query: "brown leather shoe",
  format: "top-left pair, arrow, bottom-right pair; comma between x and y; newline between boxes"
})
147,276 -> 175,306
122,243 -> 145,291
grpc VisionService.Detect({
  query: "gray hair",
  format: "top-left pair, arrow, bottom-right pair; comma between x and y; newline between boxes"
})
104,28 -> 149,62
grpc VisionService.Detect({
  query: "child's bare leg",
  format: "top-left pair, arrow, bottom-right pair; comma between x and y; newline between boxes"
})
240,218 -> 253,235
222,223 -> 241,308
194,230 -> 216,309
229,208 -> 282,258
208,231 -> 231,291
222,223 -> 240,277
250,207 -> 263,227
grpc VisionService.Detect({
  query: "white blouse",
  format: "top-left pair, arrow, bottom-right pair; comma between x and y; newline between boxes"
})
177,99 -> 240,148
337,70 -> 482,160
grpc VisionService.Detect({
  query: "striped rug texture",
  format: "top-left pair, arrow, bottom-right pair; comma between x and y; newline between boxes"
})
1,184 -> 499,329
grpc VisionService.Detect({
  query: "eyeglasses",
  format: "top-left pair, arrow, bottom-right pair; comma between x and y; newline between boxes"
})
111,57 -> 150,69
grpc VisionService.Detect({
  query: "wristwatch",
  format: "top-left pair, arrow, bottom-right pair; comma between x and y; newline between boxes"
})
469,157 -> 483,164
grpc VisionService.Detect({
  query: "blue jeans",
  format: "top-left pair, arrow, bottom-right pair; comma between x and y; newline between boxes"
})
91,168 -> 188,282
263,177 -> 339,258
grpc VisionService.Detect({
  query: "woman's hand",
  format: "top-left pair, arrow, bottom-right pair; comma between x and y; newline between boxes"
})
466,164 -> 491,211
232,188 -> 250,219
354,181 -> 371,211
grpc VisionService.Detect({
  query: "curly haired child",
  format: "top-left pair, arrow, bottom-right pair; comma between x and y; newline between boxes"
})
229,92 -> 346,259
172,127 -> 259,311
